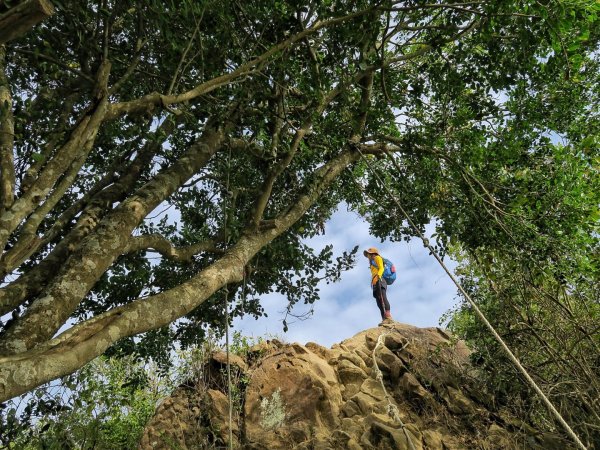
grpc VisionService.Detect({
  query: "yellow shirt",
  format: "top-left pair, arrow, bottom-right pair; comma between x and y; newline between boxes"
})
369,255 -> 384,286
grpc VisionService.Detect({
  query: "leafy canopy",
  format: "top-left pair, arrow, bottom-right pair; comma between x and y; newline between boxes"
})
0,4 -> 598,445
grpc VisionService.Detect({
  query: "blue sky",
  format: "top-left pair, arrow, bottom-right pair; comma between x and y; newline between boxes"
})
233,206 -> 460,347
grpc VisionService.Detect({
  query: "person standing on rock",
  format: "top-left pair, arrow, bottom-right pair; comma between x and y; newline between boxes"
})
363,247 -> 393,324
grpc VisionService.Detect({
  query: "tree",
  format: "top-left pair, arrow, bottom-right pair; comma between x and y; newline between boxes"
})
0,2 -> 597,439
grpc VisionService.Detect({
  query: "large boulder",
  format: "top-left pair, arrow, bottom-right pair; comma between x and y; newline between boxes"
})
139,323 -> 575,450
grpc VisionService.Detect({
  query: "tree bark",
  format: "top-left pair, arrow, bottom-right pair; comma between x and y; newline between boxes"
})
0,144 -> 365,402
0,100 -> 108,255
0,45 -> 14,212
0,0 -> 55,44
0,126 -> 225,356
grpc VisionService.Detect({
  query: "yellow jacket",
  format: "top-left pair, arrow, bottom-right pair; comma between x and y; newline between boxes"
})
369,255 -> 385,286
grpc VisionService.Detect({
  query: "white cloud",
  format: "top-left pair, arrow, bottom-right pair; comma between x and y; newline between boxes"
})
233,207 -> 460,347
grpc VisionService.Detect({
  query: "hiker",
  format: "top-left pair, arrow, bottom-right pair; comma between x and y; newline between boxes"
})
363,247 -> 393,323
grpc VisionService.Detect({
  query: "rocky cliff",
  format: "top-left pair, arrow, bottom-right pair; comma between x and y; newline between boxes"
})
139,322 -> 573,449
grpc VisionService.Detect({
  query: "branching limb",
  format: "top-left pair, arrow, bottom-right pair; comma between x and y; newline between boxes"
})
0,61 -> 111,252
0,139 -> 387,401
20,92 -> 81,193
0,125 -> 226,356
249,112 -> 314,229
253,65 -> 377,229
39,161 -> 122,245
108,38 -> 148,95
0,97 -> 108,252
0,115 -> 179,314
0,46 -> 15,211
106,7 -> 378,120
125,233 -> 225,261
1,121 -> 101,274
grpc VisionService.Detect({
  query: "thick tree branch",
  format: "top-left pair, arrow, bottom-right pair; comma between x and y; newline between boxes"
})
125,233 -> 225,261
0,46 -> 14,211
1,124 -> 101,274
0,125 -> 225,356
1,113 -> 178,278
0,0 -> 54,44
0,95 -> 109,254
0,139 -> 394,401
0,116 -> 178,315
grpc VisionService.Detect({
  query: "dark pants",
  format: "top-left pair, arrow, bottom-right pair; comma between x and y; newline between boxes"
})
372,279 -> 390,319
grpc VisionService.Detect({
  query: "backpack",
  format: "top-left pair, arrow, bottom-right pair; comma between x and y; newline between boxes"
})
371,257 -> 397,285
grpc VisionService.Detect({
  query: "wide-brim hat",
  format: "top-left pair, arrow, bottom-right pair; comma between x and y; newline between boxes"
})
363,247 -> 379,257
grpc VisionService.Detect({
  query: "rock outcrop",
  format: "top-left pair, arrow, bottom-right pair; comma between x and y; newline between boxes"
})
139,322 -> 573,449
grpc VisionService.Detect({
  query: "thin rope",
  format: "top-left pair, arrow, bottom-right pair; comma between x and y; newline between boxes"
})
354,148 -> 587,450
372,332 -> 417,450
222,148 -> 234,450
223,286 -> 233,449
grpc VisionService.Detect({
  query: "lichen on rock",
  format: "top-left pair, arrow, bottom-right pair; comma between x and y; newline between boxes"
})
260,388 -> 287,430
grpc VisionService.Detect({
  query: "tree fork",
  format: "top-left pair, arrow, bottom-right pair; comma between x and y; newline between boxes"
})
0,126 -> 225,355
0,143 -> 372,401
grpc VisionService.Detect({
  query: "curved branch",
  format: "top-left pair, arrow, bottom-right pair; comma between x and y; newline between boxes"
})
125,233 -> 225,261
0,138 -> 394,401
105,7 -> 378,120
0,125 -> 225,356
